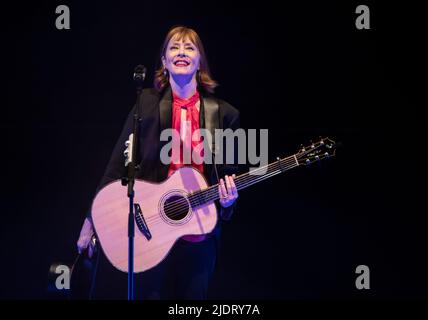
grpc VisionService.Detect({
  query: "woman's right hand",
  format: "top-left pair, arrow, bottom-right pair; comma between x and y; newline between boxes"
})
77,217 -> 96,258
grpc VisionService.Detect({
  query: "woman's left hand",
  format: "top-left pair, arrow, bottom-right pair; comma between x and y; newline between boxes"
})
218,174 -> 238,208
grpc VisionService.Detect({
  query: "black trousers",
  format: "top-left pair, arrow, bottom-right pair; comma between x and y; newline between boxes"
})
91,236 -> 217,300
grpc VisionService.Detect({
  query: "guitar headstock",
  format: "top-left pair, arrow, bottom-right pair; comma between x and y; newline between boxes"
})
295,137 -> 337,166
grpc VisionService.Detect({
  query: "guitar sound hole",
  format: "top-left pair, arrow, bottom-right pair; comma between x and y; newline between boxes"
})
163,195 -> 190,221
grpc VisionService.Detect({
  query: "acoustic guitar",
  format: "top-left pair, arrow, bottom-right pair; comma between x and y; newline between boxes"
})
91,137 -> 337,273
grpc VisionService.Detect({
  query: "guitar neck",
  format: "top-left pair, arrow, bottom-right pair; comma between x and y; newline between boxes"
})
188,155 -> 300,207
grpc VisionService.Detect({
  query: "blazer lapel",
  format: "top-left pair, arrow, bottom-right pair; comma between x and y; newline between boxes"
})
201,93 -> 220,184
158,87 -> 172,180
159,86 -> 172,133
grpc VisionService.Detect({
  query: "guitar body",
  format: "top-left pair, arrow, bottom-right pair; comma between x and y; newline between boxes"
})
91,167 -> 218,273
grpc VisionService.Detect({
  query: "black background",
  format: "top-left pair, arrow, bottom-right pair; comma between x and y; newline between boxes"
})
0,0 -> 425,299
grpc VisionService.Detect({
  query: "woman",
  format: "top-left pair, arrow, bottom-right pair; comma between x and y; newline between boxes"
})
77,25 -> 240,299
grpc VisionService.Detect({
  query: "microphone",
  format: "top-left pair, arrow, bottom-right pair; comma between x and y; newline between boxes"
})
133,65 -> 147,88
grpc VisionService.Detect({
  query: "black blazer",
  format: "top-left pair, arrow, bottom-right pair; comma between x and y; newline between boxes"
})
91,86 -> 240,223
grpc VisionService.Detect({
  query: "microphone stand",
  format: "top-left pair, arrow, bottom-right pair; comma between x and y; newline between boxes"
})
122,65 -> 146,300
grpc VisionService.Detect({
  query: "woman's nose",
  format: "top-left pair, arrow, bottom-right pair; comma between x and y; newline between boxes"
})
178,47 -> 185,56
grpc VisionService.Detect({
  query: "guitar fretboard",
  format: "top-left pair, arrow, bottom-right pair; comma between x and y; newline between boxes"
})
188,155 -> 299,208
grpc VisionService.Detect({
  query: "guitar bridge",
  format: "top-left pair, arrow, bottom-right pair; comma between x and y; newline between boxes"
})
134,203 -> 152,240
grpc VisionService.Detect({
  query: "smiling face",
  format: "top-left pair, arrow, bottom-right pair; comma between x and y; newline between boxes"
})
154,26 -> 218,93
162,36 -> 201,78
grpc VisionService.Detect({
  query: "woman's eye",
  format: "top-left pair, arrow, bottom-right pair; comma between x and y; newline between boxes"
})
186,47 -> 195,51
170,46 -> 178,50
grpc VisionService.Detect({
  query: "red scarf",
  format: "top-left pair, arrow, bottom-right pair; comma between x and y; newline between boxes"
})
168,91 -> 204,177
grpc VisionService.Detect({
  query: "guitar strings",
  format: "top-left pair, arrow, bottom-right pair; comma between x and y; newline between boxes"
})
143,157 -> 298,224
144,146 -> 321,220
192,161 -> 298,205
197,159 -> 299,202
143,157 -> 297,223
144,157 -> 298,224
161,141 -> 324,210
144,165 -> 297,227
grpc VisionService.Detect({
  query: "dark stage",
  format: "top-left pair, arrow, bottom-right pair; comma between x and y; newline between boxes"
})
0,0 -> 425,300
